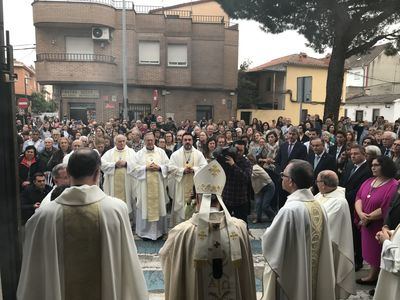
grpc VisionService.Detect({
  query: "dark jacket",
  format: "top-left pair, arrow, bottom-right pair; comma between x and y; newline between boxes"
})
18,156 -> 46,189
47,149 -> 70,171
339,161 -> 372,216
308,151 -> 337,194
275,141 -> 307,173
328,144 -> 345,160
384,188 -> 400,230
38,147 -> 58,168
20,184 -> 52,224
222,156 -> 252,206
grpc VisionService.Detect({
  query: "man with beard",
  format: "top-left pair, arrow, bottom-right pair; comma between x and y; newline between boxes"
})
168,133 -> 207,225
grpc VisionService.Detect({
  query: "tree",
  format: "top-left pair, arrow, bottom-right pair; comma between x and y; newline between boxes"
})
237,59 -> 259,106
217,0 -> 400,122
30,92 -> 57,114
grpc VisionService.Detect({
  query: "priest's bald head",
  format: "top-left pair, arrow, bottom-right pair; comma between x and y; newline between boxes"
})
316,170 -> 339,194
67,148 -> 101,186
282,159 -> 313,193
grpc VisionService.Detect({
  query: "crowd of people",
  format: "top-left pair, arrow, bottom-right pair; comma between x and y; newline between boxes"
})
15,111 -> 400,299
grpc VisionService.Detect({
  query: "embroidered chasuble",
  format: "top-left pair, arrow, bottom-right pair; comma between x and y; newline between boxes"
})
63,203 -> 101,300
113,149 -> 127,202
183,150 -> 195,219
304,201 -> 324,300
146,151 -> 160,222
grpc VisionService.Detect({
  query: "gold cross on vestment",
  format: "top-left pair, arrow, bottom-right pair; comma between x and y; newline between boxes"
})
198,231 -> 207,240
229,232 -> 238,240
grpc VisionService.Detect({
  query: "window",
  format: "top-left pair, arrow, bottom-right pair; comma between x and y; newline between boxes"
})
355,110 -> 363,122
372,109 -> 380,122
353,71 -> 362,81
65,37 -> 94,60
266,77 -> 272,92
196,105 -> 213,121
167,44 -> 187,67
297,76 -> 312,102
139,41 -> 160,65
120,103 -> 152,122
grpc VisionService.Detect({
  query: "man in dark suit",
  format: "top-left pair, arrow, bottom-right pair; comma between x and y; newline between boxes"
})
275,127 -> 307,207
275,127 -> 307,173
329,130 -> 346,161
340,144 -> 372,271
383,188 -> 400,231
308,138 -> 336,194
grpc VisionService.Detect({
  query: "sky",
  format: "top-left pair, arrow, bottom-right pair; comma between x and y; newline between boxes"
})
3,0 -> 325,68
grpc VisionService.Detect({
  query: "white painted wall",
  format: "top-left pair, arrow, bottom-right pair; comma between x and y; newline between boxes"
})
345,99 -> 400,122
346,67 -> 364,87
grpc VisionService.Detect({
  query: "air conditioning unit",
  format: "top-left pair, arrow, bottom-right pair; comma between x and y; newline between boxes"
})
92,27 -> 110,41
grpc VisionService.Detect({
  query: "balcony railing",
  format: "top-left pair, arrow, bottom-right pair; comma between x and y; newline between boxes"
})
33,1 -> 237,28
33,0 -> 134,9
36,53 -> 116,63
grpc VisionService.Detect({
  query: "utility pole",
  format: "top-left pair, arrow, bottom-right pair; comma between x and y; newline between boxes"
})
122,0 -> 128,120
0,0 -> 22,298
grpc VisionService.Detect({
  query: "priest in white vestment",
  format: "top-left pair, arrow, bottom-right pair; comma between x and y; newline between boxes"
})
261,159 -> 336,300
374,223 -> 400,299
315,170 -> 356,299
101,134 -> 137,213
133,132 -> 169,240
17,149 -> 148,300
160,160 -> 257,300
62,139 -> 83,165
168,132 -> 207,225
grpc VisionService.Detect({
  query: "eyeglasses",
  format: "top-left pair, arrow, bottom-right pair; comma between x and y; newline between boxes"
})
280,172 -> 290,179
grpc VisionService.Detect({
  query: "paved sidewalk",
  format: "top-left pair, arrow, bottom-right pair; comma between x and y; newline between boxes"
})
137,224 -> 373,300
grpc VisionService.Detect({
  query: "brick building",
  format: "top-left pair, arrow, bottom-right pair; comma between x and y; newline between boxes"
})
14,60 -> 38,97
33,0 -> 238,123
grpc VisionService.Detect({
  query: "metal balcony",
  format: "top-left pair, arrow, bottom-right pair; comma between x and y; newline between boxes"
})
36,53 -> 116,63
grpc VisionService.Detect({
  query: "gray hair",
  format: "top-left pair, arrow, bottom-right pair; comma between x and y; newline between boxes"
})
319,170 -> 339,188
44,137 -> 54,143
383,131 -> 397,140
287,126 -> 299,135
365,145 -> 382,157
52,163 -> 67,178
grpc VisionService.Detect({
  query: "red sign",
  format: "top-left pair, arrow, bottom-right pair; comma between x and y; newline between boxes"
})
18,98 -> 29,109
105,103 -> 115,109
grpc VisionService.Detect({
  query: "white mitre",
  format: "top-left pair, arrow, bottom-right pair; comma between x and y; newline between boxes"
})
193,160 -> 242,264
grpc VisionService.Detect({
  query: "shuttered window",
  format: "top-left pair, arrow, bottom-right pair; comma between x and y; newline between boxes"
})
167,44 -> 187,67
139,41 -> 160,65
297,76 -> 312,102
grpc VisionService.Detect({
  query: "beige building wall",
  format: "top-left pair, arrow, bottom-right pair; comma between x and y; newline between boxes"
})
368,52 -> 400,94
165,0 -> 229,20
238,64 -> 346,124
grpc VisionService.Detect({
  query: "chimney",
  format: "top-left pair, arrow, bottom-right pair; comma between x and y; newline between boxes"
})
299,52 -> 307,58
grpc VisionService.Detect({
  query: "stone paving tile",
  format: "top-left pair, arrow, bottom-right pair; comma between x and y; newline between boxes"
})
139,222 -> 374,299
